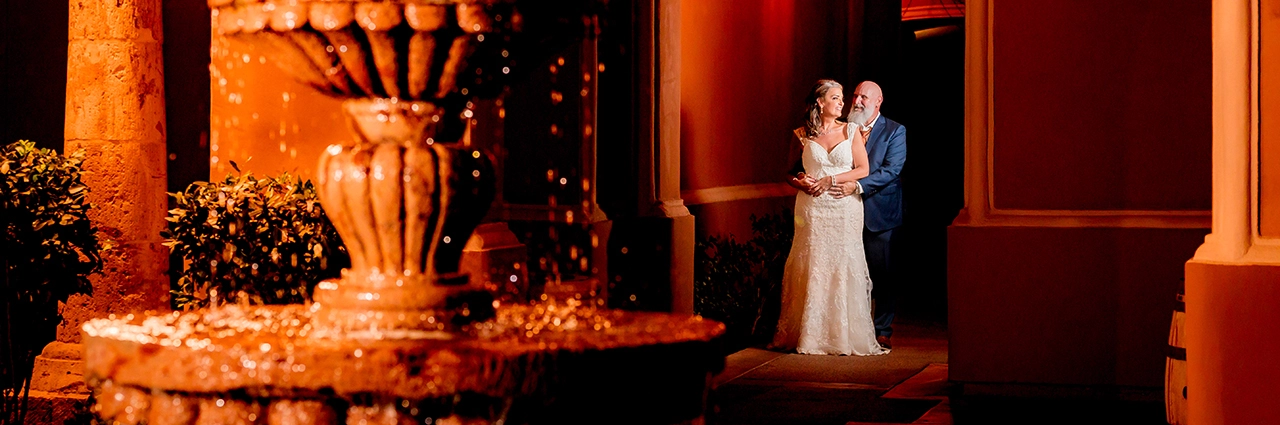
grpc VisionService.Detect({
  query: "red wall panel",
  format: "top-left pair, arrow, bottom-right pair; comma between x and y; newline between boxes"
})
1261,0 -> 1280,236
991,0 -> 1211,211
680,0 -> 854,192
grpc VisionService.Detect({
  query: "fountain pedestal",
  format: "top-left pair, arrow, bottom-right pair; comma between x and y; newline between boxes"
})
84,303 -> 723,424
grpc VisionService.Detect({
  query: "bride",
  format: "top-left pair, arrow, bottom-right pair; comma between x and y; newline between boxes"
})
770,79 -> 887,356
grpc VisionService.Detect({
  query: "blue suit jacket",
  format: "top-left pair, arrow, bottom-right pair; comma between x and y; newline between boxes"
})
859,115 -> 906,232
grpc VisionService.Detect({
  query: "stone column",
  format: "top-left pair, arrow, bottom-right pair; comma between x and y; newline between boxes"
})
28,0 -> 169,421
605,0 -> 694,314
1185,1 -> 1280,424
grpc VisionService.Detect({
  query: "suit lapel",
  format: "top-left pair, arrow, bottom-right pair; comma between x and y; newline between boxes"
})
866,115 -> 888,160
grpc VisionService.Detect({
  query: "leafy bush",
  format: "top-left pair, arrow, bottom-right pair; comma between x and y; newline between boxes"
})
163,165 -> 348,310
694,210 -> 793,352
0,140 -> 102,422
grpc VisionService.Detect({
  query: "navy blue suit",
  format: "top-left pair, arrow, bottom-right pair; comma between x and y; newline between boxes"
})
859,114 -> 906,338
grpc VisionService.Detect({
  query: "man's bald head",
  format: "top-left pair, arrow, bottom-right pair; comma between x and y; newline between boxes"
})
849,81 -> 883,126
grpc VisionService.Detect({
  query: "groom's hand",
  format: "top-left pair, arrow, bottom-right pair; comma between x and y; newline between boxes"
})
830,181 -> 858,198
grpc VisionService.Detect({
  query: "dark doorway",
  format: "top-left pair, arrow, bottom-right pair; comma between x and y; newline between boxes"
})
894,17 -> 965,324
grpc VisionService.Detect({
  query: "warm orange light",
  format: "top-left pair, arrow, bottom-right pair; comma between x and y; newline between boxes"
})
209,32 -> 349,181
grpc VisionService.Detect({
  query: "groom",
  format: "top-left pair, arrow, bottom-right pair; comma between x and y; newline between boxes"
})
796,81 -> 906,349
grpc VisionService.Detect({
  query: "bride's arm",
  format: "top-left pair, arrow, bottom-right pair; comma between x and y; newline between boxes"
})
785,130 -> 818,193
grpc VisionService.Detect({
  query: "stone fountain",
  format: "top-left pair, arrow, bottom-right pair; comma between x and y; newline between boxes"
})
81,1 -> 724,424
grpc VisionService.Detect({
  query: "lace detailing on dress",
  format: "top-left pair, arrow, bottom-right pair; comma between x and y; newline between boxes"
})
771,129 -> 887,356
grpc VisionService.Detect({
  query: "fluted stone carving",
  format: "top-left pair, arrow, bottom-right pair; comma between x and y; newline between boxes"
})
211,0 -> 516,102
312,99 -> 494,318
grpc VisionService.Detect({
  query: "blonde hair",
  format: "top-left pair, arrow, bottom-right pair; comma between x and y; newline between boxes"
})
803,79 -> 842,138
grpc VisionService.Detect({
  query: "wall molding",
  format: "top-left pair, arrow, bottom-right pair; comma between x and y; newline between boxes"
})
681,182 -> 795,206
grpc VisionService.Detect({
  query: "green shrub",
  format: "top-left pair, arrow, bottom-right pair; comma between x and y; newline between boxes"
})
0,140 -> 102,422
163,165 -> 348,310
694,210 -> 793,352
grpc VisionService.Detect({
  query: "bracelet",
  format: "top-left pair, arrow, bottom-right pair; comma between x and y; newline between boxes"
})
831,176 -> 838,185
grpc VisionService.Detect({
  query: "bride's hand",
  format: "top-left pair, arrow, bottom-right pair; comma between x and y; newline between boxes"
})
801,176 -> 820,196
791,173 -> 819,193
808,176 -> 833,197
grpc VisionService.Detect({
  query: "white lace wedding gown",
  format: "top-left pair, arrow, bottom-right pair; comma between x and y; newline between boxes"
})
771,126 -> 888,356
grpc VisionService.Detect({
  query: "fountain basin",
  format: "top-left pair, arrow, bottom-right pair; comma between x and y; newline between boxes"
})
83,302 -> 725,424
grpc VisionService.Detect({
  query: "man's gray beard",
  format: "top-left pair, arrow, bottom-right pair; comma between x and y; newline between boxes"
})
848,108 -> 873,128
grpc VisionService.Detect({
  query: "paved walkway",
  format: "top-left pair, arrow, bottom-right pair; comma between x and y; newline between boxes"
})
707,319 -> 1166,425
709,320 -> 950,425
